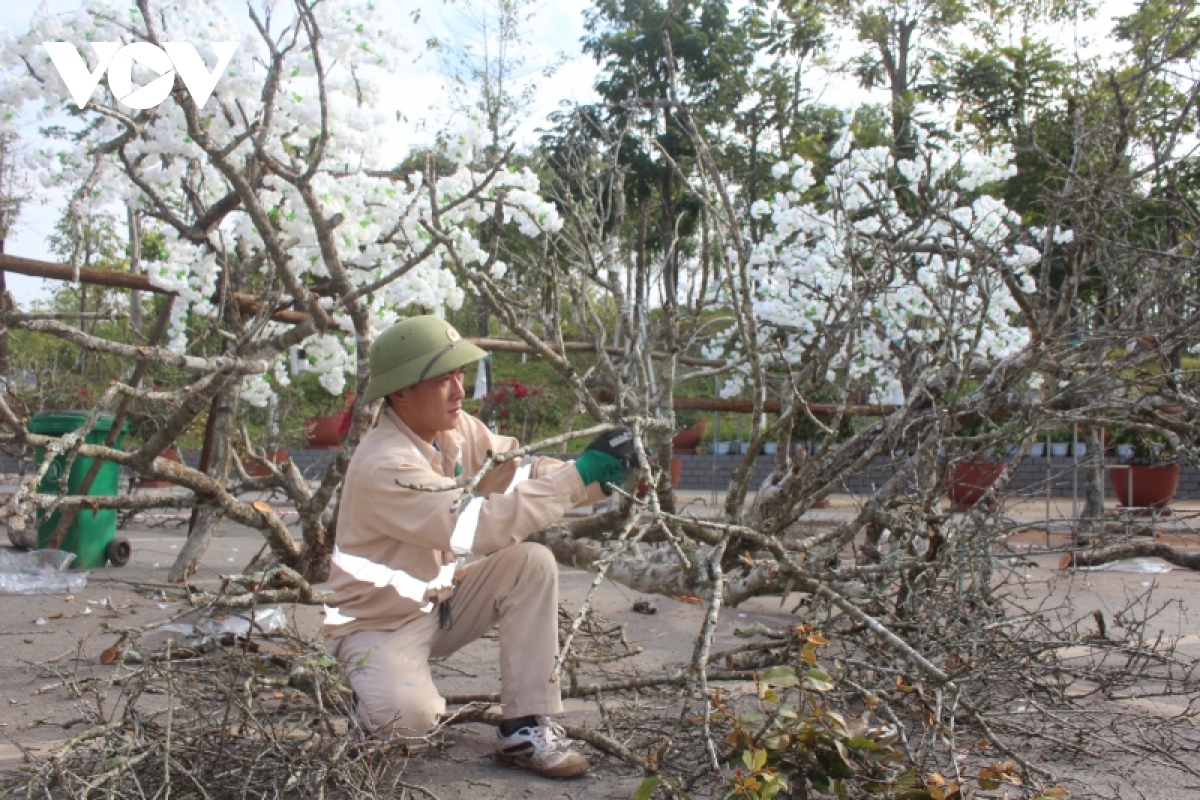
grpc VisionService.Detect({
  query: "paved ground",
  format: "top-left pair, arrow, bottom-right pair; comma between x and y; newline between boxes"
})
1,490 -> 1199,797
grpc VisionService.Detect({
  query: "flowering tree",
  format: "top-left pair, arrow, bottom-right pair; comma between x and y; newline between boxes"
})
0,0 -> 562,580
744,133 -> 1036,401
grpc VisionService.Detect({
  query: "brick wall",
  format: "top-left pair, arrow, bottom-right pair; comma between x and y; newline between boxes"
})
4,446 -> 1197,499
670,453 -> 1200,498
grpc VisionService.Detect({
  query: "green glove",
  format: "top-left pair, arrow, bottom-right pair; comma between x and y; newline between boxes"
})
573,450 -> 625,493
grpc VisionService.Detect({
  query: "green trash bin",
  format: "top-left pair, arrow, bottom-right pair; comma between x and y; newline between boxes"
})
29,411 -> 130,569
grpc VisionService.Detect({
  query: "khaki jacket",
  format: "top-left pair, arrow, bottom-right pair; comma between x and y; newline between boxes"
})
323,408 -> 599,639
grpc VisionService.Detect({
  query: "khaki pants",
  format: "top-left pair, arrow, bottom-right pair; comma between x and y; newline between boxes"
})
327,542 -> 563,736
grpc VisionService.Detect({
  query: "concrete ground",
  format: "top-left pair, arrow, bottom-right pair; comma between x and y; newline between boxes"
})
1,490 -> 1198,797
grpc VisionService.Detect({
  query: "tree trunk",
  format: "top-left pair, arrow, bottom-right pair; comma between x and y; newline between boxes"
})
1081,425 -> 1105,538
168,379 -> 241,581
0,240 -> 9,384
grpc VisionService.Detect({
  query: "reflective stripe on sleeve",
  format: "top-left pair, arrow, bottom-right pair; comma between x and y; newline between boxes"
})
505,456 -> 533,494
428,561 -> 457,591
418,562 -> 458,613
449,456 -> 532,554
450,496 -> 484,555
331,546 -> 455,613
323,604 -> 356,626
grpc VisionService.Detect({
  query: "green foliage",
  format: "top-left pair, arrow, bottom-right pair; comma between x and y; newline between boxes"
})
573,0 -> 756,290
1109,428 -> 1177,464
1043,427 -> 1068,444
721,630 -> 929,799
290,372 -> 353,418
948,38 -> 1066,141
634,775 -> 661,800
720,630 -> 1058,799
4,327 -> 92,414
1116,0 -> 1200,79
585,0 -> 753,123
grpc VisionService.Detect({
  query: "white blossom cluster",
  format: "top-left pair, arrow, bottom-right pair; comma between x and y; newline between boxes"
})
739,130 -> 1043,399
0,0 -> 561,406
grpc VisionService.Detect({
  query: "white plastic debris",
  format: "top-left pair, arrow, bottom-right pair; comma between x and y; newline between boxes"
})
0,550 -> 89,595
138,608 -> 289,655
197,607 -> 288,639
1081,558 -> 1174,574
141,622 -> 207,651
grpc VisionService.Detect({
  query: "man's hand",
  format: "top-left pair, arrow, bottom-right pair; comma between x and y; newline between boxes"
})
574,426 -> 636,494
585,426 -> 636,464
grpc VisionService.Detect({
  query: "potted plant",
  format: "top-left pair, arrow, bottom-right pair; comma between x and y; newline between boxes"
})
948,458 -> 1008,511
947,423 -> 1008,511
137,446 -> 183,489
1049,428 -> 1072,458
1108,430 -> 1180,511
245,447 -> 290,478
303,388 -> 354,449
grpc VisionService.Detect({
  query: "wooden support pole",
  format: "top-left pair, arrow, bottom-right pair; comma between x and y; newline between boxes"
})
672,395 -> 897,417
469,336 -> 724,368
4,253 -> 908,417
0,253 -> 313,326
3,254 -> 730,367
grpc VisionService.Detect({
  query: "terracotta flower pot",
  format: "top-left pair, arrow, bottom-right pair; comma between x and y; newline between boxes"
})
140,447 -> 182,489
672,419 -> 707,454
1109,463 -> 1180,510
304,414 -> 347,448
246,449 -> 289,478
948,460 -> 1007,512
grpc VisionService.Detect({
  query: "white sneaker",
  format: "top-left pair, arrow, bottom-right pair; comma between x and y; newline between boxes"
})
495,716 -> 589,778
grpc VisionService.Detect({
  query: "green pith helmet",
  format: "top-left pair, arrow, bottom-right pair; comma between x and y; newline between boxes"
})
362,316 -> 488,404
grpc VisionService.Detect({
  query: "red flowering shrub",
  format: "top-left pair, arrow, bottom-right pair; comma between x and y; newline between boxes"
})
473,379 -> 561,442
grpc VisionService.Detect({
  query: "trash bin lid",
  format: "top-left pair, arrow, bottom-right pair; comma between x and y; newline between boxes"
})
27,411 -> 127,436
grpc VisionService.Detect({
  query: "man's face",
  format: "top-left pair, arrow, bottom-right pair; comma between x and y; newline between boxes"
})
388,367 -> 467,442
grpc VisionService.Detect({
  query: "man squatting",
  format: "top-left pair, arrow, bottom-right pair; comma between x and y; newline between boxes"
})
322,316 -> 636,778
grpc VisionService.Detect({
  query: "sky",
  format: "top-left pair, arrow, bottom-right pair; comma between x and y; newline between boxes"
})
0,0 -> 1136,308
